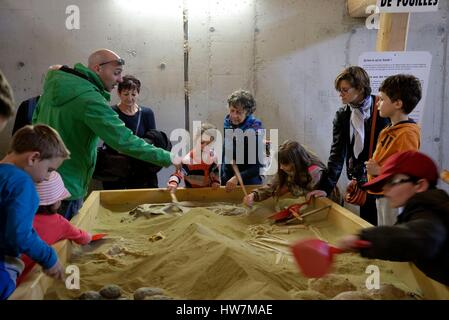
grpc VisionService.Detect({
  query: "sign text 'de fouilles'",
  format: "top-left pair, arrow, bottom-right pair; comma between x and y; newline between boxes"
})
377,0 -> 439,13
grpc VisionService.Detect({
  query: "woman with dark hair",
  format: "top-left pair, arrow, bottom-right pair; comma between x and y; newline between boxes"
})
321,66 -> 389,225
101,75 -> 159,189
243,140 -> 328,207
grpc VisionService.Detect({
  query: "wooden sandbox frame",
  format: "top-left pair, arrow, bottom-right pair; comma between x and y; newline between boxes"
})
10,187 -> 449,300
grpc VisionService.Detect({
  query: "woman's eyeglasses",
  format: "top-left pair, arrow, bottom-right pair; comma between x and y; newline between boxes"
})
338,87 -> 353,94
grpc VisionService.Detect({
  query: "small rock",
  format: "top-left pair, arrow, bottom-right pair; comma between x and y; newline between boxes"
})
364,284 -> 410,300
308,275 -> 356,298
107,244 -> 125,256
99,284 -> 122,299
133,287 -> 165,300
148,232 -> 166,242
79,291 -> 102,300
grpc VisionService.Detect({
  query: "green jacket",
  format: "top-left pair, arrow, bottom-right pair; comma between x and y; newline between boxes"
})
33,63 -> 172,199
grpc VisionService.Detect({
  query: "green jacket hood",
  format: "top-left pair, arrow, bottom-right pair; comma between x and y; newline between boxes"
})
42,63 -> 110,107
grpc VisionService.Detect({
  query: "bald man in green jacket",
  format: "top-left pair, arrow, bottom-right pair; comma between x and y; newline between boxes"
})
33,49 -> 178,219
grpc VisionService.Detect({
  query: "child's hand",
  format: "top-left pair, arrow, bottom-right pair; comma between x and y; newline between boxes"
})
306,190 -> 327,201
337,235 -> 361,251
365,159 -> 380,176
225,176 -> 238,192
167,182 -> 178,193
171,155 -> 183,169
211,182 -> 220,190
44,261 -> 65,281
243,193 -> 255,207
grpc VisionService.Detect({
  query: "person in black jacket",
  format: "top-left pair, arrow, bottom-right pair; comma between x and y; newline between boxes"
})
338,151 -> 449,286
322,66 -> 389,225
11,96 -> 40,135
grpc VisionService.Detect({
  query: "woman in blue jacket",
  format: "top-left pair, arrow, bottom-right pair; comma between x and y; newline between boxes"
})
221,90 -> 265,191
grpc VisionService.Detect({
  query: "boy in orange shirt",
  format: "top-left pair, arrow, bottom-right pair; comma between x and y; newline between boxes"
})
365,74 -> 421,225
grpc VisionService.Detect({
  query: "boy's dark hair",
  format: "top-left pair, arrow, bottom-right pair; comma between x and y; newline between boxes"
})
227,89 -> 256,114
118,75 -> 141,93
335,66 -> 372,98
379,74 -> 422,114
0,69 -> 15,118
9,124 -> 70,160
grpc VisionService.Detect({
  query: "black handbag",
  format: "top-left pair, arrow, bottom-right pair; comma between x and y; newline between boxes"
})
93,147 -> 132,181
93,131 -> 172,181
93,107 -> 173,181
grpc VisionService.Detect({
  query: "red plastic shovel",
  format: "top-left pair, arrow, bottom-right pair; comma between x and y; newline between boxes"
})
91,233 -> 108,242
290,238 -> 371,278
268,199 -> 311,223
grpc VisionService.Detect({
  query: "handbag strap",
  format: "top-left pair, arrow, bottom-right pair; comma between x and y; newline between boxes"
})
134,107 -> 142,135
368,96 -> 379,158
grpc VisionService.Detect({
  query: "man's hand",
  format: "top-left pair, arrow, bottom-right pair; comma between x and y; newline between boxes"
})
365,159 -> 380,176
43,261 -> 65,281
243,193 -> 255,207
48,64 -> 63,70
225,176 -> 238,192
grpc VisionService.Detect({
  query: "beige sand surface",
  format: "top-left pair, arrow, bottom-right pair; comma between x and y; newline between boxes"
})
44,199 -> 419,300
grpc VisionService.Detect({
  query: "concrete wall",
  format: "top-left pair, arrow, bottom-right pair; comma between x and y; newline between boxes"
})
1,0 -> 448,193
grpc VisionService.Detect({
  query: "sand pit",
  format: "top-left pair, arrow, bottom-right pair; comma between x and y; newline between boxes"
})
43,199 -> 420,300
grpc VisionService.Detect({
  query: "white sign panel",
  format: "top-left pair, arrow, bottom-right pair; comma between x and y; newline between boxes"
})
376,0 -> 439,13
359,51 -> 432,123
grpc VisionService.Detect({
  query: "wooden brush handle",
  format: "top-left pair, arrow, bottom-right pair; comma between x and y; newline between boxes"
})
231,160 -> 248,196
170,192 -> 179,203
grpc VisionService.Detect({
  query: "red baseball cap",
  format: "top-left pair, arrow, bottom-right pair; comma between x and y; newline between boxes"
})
363,151 -> 439,193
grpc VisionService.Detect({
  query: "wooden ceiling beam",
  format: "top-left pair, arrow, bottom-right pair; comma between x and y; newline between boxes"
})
347,0 -> 377,18
376,12 -> 410,51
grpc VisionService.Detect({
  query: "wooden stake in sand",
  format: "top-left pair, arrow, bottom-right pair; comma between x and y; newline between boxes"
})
30,272 -> 44,289
168,191 -> 183,216
170,191 -> 179,204
231,160 -> 248,197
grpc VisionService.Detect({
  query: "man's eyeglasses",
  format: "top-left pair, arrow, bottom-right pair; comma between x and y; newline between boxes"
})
384,177 -> 416,188
99,58 -> 125,67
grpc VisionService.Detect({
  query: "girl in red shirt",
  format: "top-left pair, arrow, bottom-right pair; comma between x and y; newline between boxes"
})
17,171 -> 91,285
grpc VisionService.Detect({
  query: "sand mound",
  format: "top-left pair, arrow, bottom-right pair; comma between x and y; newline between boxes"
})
44,202 -> 419,300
